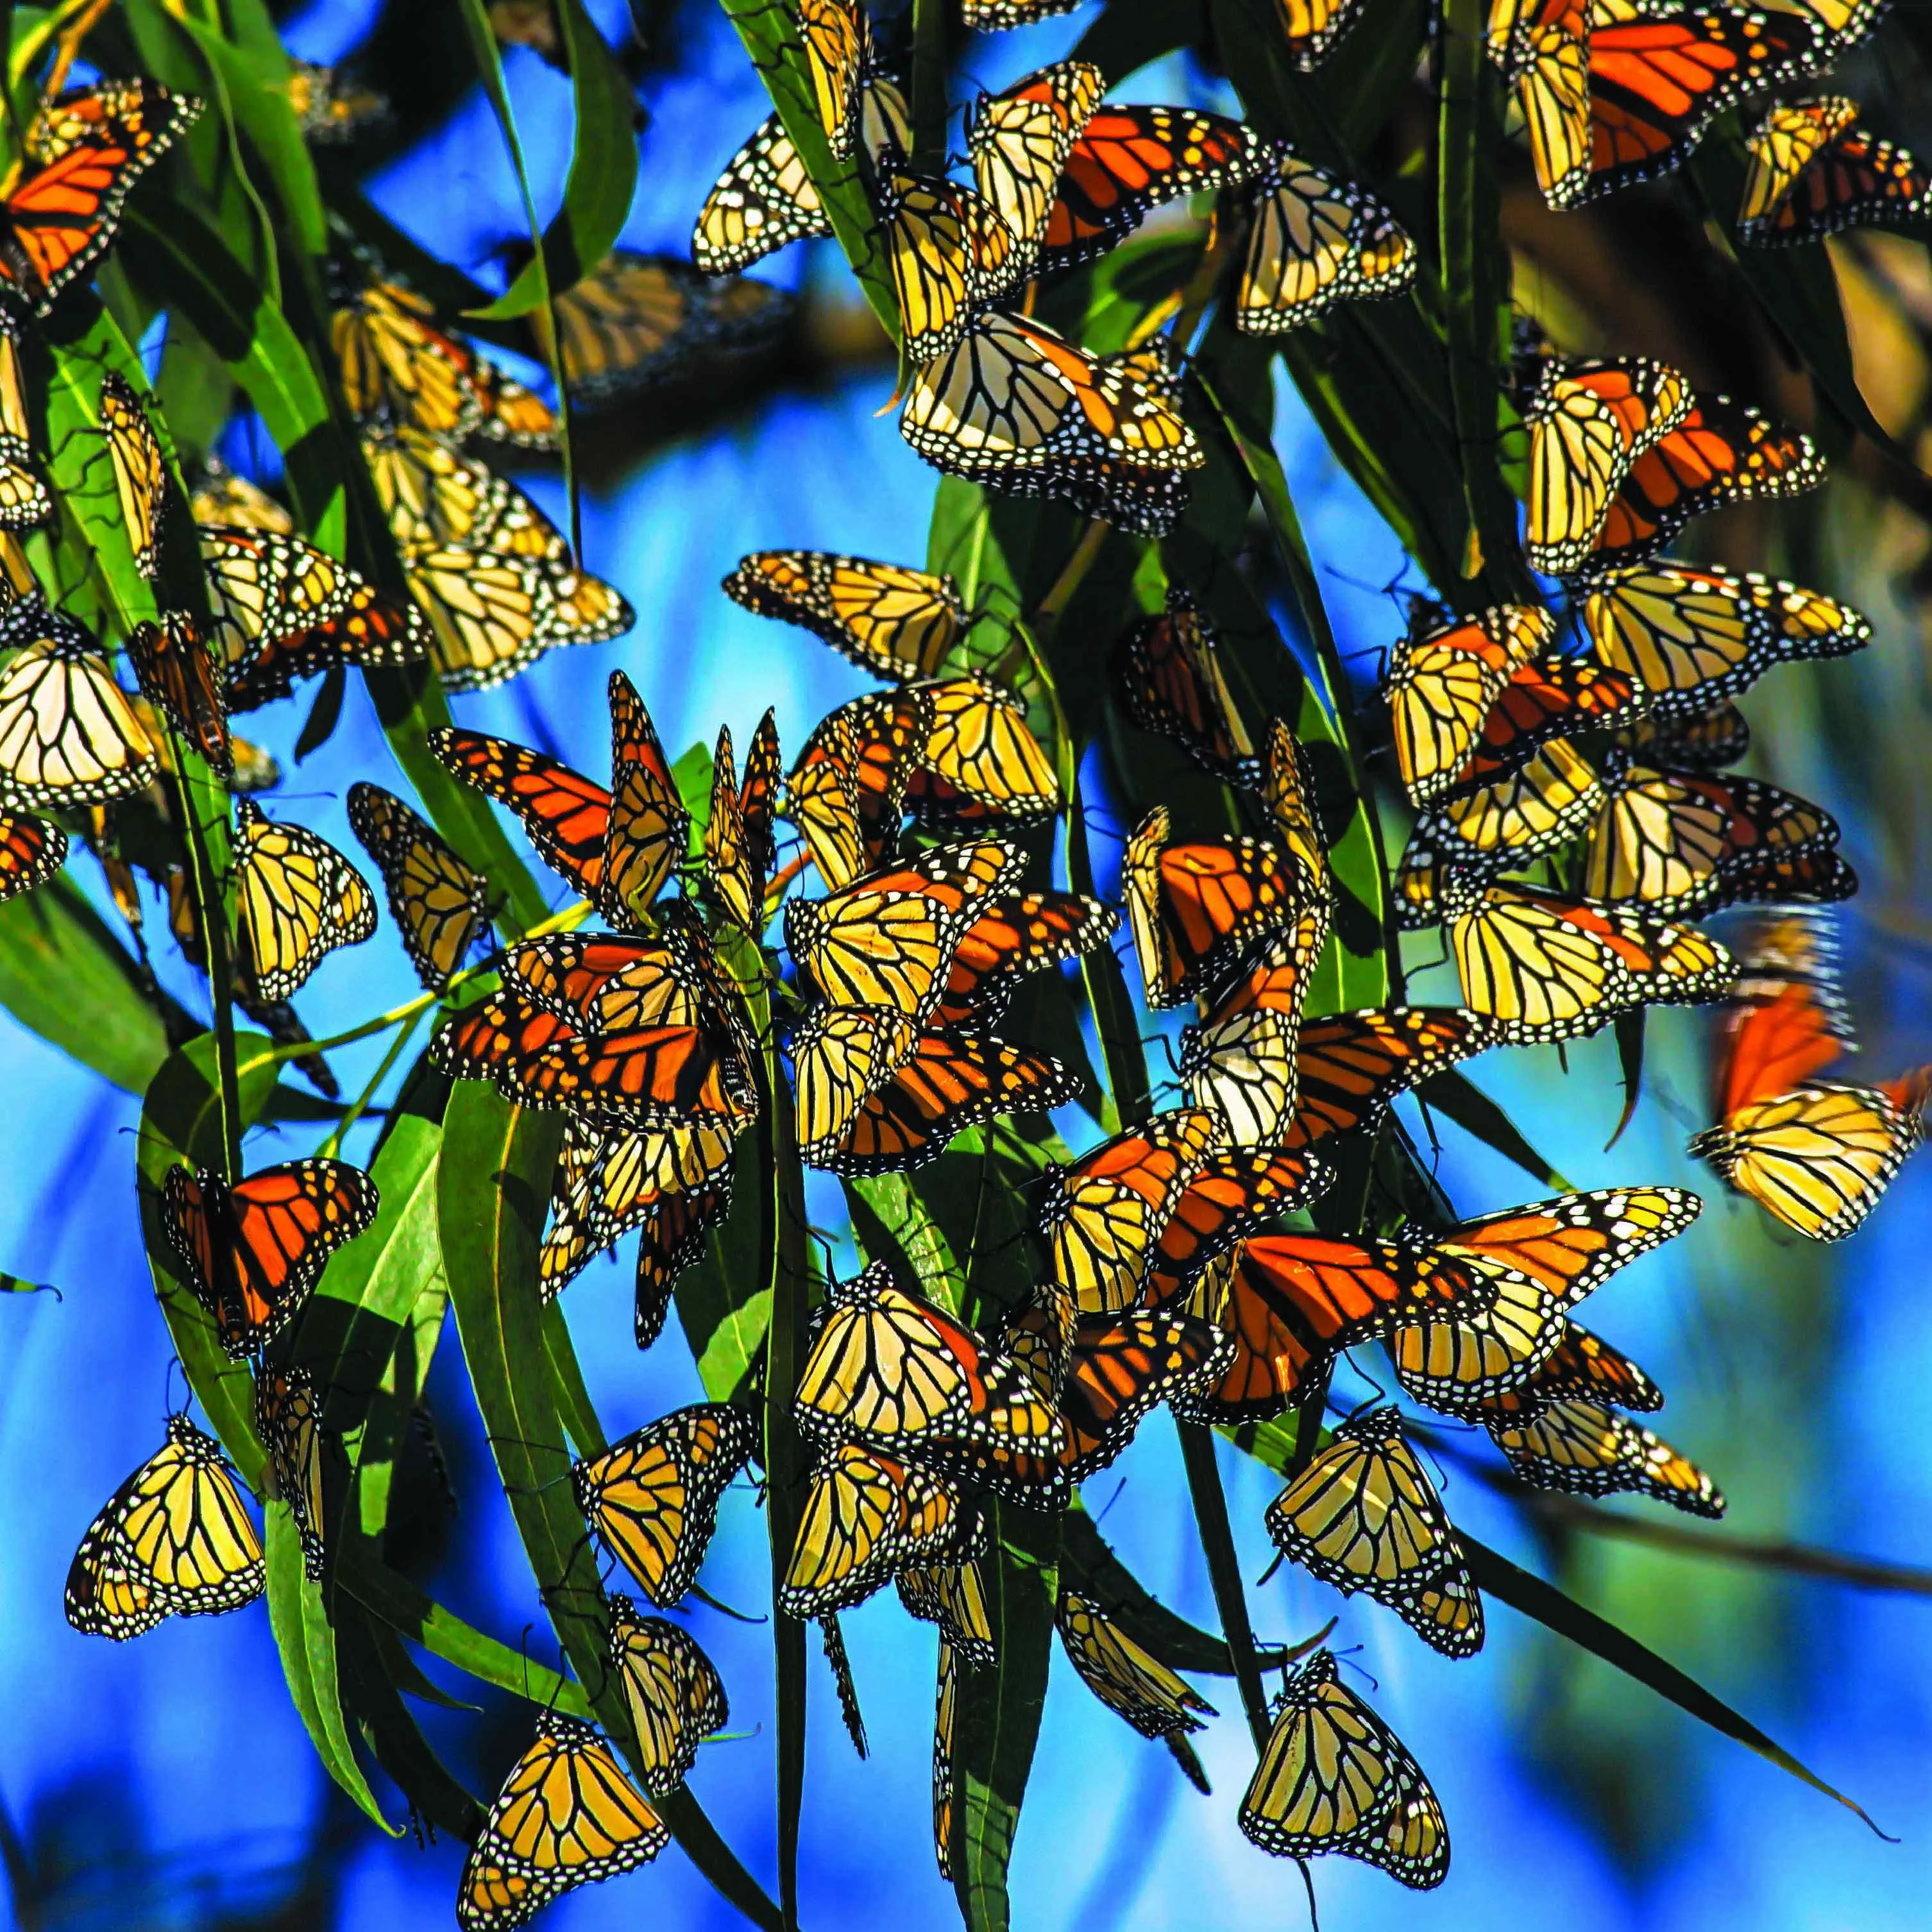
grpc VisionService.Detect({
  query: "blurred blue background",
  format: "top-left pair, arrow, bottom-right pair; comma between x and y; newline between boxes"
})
2,1 -> 1929,1926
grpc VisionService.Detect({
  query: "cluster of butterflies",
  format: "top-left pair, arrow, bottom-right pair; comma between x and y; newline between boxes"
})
693,11 -> 1421,535
1363,337 -> 1927,1238
38,3 -> 1932,1922
1487,0 -> 1913,228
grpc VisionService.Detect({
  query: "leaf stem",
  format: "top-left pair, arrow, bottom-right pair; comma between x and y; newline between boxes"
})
1174,1420 -> 1271,1752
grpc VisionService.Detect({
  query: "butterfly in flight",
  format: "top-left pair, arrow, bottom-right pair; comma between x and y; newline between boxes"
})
1689,914 -> 1929,1239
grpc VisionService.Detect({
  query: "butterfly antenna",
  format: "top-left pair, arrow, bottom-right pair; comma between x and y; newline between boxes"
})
1255,1550 -> 1285,1587
1332,1645 -> 1379,1695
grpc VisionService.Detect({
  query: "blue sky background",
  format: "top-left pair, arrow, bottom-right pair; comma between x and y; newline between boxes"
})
1,2 -> 1928,1926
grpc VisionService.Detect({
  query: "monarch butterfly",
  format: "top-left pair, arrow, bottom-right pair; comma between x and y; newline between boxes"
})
1053,1307 -> 1233,1479
801,1019 -> 1081,1174
540,1115 -> 738,1292
361,423 -> 563,559
99,372 -> 168,580
611,672 -> 695,924
934,888 -> 1115,1024
1116,586 -> 1259,783
1582,0 -> 1818,206
966,62 -> 1106,267
573,1405 -> 756,1608
230,799 -> 377,1001
899,310 -> 1201,536
0,808 -> 64,902
505,1009 -> 756,1131
1739,96 -> 1928,244
631,1183 -> 735,1341
430,724 -> 612,897
879,169 -> 1022,363
257,1364 -> 327,1581
782,716 -> 863,895
285,60 -> 388,144
0,619 -> 155,808
795,1262 -> 1067,1498
65,1414 -> 263,1640
507,931 -> 706,1033
906,675 -> 1060,825
1124,806 -> 1309,1009
1576,392 -> 1826,572
1040,104 -> 1264,277
1690,934 -> 1927,1239
795,1262 -> 1001,1446
1055,1589 -> 1217,1768
1582,754 -> 1845,916
1384,603 -> 1554,806
1476,1318 -> 1665,1417
1781,0 -> 1887,47
1236,147 -> 1416,333
187,457 -> 293,534
603,1596 -> 726,1799
1173,1231 -> 1500,1423
1178,915 -> 1327,1146
0,312 -> 47,527
702,719 -> 773,934
1284,1006 -> 1507,1149
824,1623 -> 874,1756
346,783 -> 492,992
897,1558 -> 997,1668
962,0 -> 1082,24
781,1441 -> 979,1618
456,1712 -> 667,1931
1522,355 -> 1691,574
724,549 -> 967,682
1274,0 -> 1374,65
162,1158 -> 377,1359
800,0 -> 872,158
1617,697 -> 1752,770
432,990 -> 581,1094
786,838 -> 1021,1017
1133,1146 -> 1334,1304
792,1003 -> 920,1153
933,1638 -> 959,1879
1240,1649 -> 1448,1886
1582,561 -> 1868,714
788,686 -> 936,886
203,527 -> 430,708
1040,1106 -> 1227,1315
1457,650 -> 1647,788
403,542 -> 633,693
334,280 -> 557,447
1504,0 -> 1596,206
1266,1407 -> 1483,1657
532,250 -> 784,403
1424,740 -> 1605,864
1445,876 -> 1734,1040
1389,1186 -> 1700,1411
1487,1397 -> 1725,1513
0,81 -> 199,314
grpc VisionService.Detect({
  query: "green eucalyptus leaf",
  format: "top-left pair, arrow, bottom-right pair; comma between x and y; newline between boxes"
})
0,877 -> 185,1094
265,1507 -> 398,1832
479,0 -> 637,319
